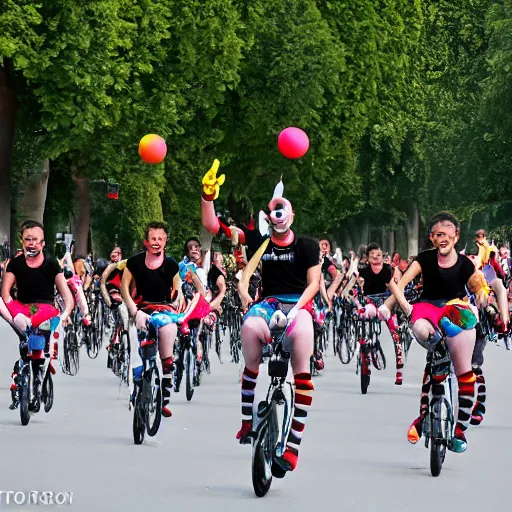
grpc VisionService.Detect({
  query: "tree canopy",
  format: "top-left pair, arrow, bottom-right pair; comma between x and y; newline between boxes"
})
1,0 -> 511,260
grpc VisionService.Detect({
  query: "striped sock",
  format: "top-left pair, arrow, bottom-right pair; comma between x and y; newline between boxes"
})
282,373 -> 314,471
455,370 -> 476,439
236,367 -> 259,440
471,366 -> 486,425
161,357 -> 174,418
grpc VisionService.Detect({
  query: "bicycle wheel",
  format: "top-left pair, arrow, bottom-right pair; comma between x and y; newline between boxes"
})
430,439 -> 446,477
402,328 -> 413,360
85,326 -> 100,359
144,365 -> 162,437
19,370 -> 30,426
338,320 -> 354,364
185,348 -> 195,401
215,322 -> 223,363
69,331 -> 80,376
252,416 -> 273,497
133,390 -> 145,445
359,354 -> 370,395
120,331 -> 131,387
202,331 -> 211,374
42,371 -> 54,413
231,313 -> 241,364
371,340 -> 386,370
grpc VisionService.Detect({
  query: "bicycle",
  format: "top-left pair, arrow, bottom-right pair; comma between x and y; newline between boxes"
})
336,298 -> 358,364
250,309 -> 294,497
62,308 -> 81,376
355,315 -> 386,394
14,318 -> 60,426
174,322 -> 201,401
420,337 -> 457,477
132,321 -> 162,445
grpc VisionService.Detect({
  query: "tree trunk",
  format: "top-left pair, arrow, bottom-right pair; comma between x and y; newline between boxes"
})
395,222 -> 408,258
17,159 -> 50,224
73,176 -> 90,257
0,66 -> 17,247
407,203 -> 420,257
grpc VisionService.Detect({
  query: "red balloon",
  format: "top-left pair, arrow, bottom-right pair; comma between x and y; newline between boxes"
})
138,134 -> 167,164
278,127 -> 309,159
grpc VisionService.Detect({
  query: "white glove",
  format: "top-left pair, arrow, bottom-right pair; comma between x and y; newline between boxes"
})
135,310 -> 150,330
377,304 -> 391,321
286,306 -> 299,326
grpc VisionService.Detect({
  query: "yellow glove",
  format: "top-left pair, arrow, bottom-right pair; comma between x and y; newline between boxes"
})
202,159 -> 225,201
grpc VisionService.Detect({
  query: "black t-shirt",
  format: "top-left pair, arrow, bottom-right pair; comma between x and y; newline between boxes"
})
208,265 -> 225,295
321,254 -> 337,283
126,252 -> 179,304
359,264 -> 393,296
6,253 -> 62,304
416,249 -> 474,301
260,236 -> 320,298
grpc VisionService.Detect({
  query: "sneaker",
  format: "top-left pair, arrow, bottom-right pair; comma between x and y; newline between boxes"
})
236,421 -> 252,444
470,402 -> 486,426
407,414 -> 424,444
449,430 -> 467,453
275,447 -> 299,472
162,406 -> 172,418
395,371 -> 403,385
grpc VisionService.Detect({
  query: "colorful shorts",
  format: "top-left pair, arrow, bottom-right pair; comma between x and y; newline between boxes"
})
411,299 -> 477,338
5,301 -> 60,329
244,295 -> 315,325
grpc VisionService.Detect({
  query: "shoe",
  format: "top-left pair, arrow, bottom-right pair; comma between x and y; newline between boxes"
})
271,460 -> 287,479
395,372 -> 403,385
275,447 -> 299,472
470,402 -> 486,426
28,396 -> 41,413
162,406 -> 172,418
9,400 -> 19,410
407,414 -> 424,444
236,421 -> 252,444
448,430 -> 467,453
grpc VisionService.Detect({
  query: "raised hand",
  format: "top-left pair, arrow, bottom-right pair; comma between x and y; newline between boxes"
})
202,159 -> 226,201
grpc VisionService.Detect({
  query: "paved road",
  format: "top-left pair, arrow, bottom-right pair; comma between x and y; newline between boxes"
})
0,321 -> 510,511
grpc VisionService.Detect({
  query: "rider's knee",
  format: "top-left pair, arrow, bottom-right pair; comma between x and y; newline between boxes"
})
241,316 -> 269,342
411,319 -> 433,344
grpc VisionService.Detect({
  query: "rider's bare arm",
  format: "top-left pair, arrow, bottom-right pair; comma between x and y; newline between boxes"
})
100,263 -> 116,307
295,264 -> 321,311
121,267 -> 137,318
1,271 -> 15,304
210,274 -> 227,312
172,273 -> 185,310
55,273 -> 74,322
386,260 -> 422,316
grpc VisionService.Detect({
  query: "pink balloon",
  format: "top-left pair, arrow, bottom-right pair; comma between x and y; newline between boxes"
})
278,127 -> 309,159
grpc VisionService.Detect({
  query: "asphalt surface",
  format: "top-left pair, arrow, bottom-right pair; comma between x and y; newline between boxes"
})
0,320 -> 510,511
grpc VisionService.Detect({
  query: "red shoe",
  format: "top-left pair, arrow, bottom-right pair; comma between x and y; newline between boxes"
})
407,414 -> 425,444
395,372 -> 403,385
236,421 -> 252,444
162,406 -> 172,418
277,447 -> 299,472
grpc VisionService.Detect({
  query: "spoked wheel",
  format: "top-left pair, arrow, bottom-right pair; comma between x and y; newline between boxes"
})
359,354 -> 370,395
144,365 -> 162,437
185,348 -> 195,401
202,332 -> 211,374
63,329 -> 79,376
215,323 -> 223,363
86,327 -> 100,359
230,313 -> 241,364
339,321 -> 355,364
41,370 -> 54,413
133,390 -> 145,445
19,371 -> 30,426
430,439 -> 446,477
120,331 -> 131,387
252,417 -> 273,497
371,341 -> 386,370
